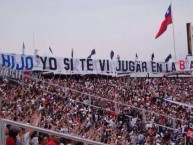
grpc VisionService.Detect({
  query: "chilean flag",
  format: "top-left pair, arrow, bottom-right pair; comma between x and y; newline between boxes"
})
155,4 -> 172,39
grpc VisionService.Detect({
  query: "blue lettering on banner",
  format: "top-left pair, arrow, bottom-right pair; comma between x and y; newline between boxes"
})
25,56 -> 33,70
10,55 -> 15,69
16,56 -> 25,70
1,54 -> 11,67
1,54 -> 33,70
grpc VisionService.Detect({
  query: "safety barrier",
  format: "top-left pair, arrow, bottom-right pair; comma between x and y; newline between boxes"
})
0,119 -> 106,145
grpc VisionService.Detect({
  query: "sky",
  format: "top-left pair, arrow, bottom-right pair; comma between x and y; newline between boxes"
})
0,0 -> 193,61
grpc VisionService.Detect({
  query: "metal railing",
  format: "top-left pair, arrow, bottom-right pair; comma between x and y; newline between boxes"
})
0,119 -> 106,145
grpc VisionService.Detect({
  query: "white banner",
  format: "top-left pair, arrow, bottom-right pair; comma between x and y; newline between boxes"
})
0,53 -> 193,75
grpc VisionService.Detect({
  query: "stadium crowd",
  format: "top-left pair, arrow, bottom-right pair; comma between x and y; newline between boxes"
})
0,73 -> 193,145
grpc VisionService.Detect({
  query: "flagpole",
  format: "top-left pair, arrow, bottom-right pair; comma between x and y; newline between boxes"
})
22,43 -> 24,55
171,1 -> 177,60
22,38 -> 25,55
33,31 -> 35,54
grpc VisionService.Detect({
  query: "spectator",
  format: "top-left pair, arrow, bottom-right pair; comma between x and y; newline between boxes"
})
38,134 -> 49,145
6,126 -> 20,145
47,135 -> 60,145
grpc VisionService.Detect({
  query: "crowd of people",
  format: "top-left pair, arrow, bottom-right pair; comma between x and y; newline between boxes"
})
0,72 -> 193,145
